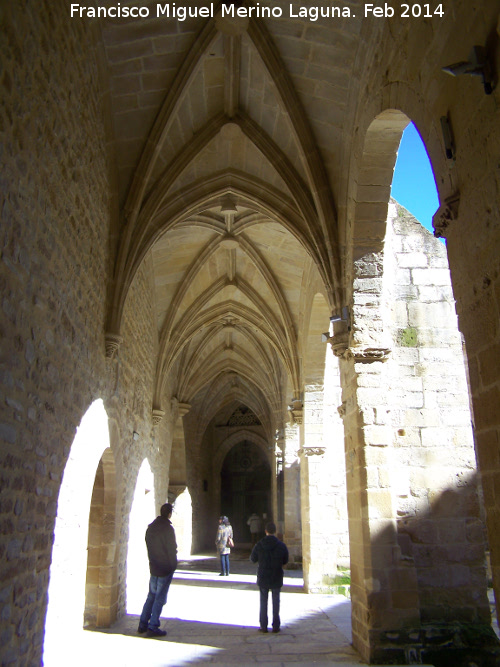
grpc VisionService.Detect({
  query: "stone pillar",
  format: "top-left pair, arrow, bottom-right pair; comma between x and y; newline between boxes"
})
169,401 -> 191,488
338,348 -> 421,663
283,416 -> 302,566
300,351 -> 348,592
168,401 -> 192,557
300,446 -> 329,591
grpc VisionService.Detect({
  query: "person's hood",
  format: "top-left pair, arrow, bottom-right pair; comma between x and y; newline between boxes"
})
260,535 -> 279,550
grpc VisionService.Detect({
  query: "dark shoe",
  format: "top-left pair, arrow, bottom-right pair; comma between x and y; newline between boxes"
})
258,628 -> 268,633
137,624 -> 148,634
146,628 -> 167,638
272,628 -> 280,633
219,573 -> 224,576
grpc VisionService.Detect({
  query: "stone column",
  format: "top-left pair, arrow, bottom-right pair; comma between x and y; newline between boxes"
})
168,401 -> 192,557
334,247 -> 421,663
168,401 -> 191,488
338,347 -> 420,663
283,414 -> 302,566
300,353 -> 348,593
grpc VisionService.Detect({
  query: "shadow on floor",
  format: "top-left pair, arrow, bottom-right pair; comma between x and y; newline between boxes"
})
81,553 -> 359,666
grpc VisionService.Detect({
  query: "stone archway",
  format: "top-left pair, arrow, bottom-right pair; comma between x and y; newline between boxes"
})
43,400 -> 115,662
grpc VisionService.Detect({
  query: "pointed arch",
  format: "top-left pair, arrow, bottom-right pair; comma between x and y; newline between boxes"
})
44,400 -> 116,661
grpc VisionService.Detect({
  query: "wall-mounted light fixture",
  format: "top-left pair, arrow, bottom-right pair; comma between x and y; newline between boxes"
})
442,45 -> 494,95
323,306 -> 350,343
440,114 -> 455,161
330,306 -> 350,328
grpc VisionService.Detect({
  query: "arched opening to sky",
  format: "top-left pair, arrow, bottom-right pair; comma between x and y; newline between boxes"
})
391,122 -> 440,235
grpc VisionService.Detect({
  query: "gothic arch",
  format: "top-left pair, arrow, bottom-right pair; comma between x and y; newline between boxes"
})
84,447 -> 119,628
126,458 -> 155,613
43,400 -> 116,661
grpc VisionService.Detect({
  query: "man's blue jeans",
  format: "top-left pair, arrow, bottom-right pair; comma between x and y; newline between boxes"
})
140,573 -> 174,630
259,586 -> 281,630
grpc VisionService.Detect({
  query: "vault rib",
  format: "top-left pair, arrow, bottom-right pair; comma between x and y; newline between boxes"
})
176,326 -> 279,404
247,18 -> 341,307
109,171 -> 330,341
123,18 -> 218,223
195,376 -> 272,441
155,300 -> 297,408
224,33 -> 241,117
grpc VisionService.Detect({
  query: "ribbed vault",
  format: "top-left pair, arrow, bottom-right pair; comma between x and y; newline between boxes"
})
103,1 -> 365,427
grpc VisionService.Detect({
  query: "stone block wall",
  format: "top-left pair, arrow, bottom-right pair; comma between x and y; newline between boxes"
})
0,3 -> 111,663
386,202 -> 488,626
338,201 -> 492,662
0,4 -> 165,663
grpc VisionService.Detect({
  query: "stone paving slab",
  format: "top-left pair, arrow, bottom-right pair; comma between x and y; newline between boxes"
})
44,554 -> 434,666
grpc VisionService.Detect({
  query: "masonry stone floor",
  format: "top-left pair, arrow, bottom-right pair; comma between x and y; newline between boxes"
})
43,549 -> 436,667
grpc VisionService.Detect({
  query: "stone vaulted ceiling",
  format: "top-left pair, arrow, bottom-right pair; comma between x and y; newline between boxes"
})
101,1 -> 366,426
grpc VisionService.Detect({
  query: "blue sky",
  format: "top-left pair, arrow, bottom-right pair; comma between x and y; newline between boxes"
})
391,122 -> 439,234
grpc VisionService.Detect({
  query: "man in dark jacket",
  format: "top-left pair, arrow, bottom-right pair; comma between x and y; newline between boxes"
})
138,503 -> 177,638
250,521 -> 289,633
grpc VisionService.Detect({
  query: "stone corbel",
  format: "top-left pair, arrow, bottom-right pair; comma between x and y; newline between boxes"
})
328,332 -> 350,357
177,403 -> 191,418
152,408 -> 165,426
105,332 -> 123,359
299,446 -> 326,458
347,346 -> 391,362
337,401 -> 347,417
433,192 -> 460,238
288,398 -> 303,425
171,397 -> 191,422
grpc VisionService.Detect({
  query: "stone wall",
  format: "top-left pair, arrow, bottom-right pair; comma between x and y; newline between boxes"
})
0,4 -> 164,663
106,256 -> 161,620
0,3 -> 111,663
386,202 -> 488,625
340,201 -> 492,662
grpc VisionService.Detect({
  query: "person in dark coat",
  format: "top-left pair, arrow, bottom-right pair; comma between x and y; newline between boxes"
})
250,521 -> 289,633
138,503 -> 177,638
